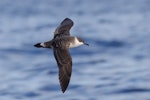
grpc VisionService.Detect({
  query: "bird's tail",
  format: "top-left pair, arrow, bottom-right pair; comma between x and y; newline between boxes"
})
34,41 -> 53,48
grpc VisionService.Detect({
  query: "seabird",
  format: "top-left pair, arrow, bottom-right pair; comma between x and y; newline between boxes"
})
34,18 -> 89,93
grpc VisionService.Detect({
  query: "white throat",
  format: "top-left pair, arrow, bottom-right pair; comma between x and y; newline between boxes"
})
69,37 -> 83,48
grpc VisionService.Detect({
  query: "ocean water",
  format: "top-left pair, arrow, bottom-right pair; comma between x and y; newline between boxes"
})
0,0 -> 150,100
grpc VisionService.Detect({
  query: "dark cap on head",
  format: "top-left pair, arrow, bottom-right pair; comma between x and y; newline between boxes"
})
77,37 -> 89,46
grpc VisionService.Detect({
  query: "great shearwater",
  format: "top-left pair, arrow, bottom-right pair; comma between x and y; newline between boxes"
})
34,18 -> 88,93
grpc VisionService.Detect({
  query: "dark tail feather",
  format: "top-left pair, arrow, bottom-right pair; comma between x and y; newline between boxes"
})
34,43 -> 43,48
34,40 -> 53,48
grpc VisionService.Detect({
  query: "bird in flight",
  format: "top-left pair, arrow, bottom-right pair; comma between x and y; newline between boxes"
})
34,18 -> 89,93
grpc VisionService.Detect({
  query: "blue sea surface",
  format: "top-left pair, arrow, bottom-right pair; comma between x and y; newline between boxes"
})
0,0 -> 150,100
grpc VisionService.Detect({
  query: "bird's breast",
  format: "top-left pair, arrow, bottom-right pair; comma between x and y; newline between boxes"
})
69,38 -> 83,48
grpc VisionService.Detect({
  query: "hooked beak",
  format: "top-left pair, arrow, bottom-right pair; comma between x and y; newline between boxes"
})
84,42 -> 89,46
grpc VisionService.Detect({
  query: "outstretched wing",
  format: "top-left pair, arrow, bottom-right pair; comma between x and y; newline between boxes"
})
53,48 -> 72,93
54,18 -> 74,38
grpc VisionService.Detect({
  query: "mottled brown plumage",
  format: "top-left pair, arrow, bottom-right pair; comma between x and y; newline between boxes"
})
34,18 -> 88,93
53,18 -> 73,93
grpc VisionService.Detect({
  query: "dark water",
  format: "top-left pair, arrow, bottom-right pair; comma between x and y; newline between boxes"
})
0,0 -> 150,100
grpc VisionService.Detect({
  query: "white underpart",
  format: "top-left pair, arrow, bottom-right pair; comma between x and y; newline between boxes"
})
40,43 -> 45,47
69,37 -> 84,48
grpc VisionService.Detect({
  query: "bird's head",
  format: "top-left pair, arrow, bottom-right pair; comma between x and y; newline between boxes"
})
77,37 -> 89,46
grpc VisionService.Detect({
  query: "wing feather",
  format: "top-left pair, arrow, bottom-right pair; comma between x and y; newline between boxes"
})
54,18 -> 74,38
53,48 -> 72,93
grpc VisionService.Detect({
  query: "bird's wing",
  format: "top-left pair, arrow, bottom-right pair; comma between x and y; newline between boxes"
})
54,18 -> 74,39
53,48 -> 72,93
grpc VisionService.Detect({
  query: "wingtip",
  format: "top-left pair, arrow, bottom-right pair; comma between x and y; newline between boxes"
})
64,17 -> 71,20
59,76 -> 70,93
63,18 -> 73,22
62,89 -> 66,93
60,84 -> 68,93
